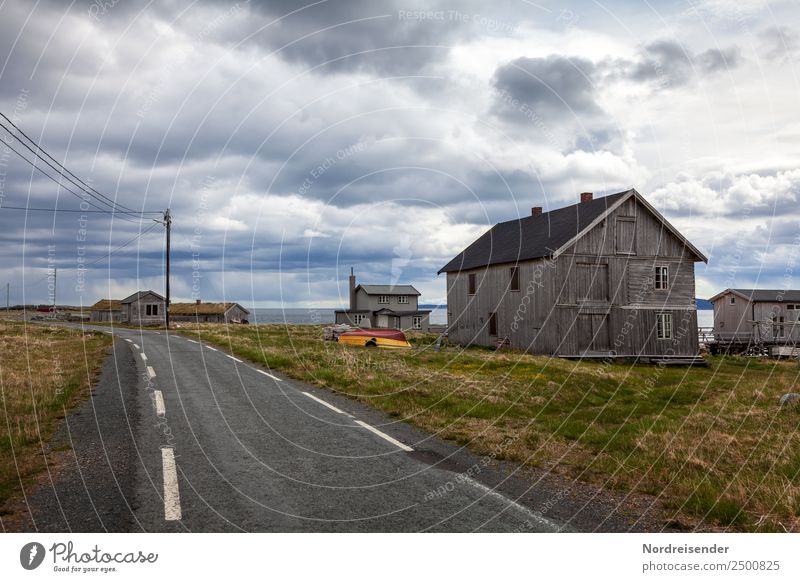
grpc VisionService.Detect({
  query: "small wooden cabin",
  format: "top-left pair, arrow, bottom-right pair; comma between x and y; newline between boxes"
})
170,301 -> 249,324
439,189 -> 707,362
89,299 -> 124,322
121,290 -> 165,326
710,288 -> 800,350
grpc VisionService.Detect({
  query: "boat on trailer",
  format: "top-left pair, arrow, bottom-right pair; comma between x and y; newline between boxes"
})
337,328 -> 412,349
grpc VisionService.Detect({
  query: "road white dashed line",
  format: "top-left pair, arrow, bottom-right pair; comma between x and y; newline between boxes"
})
226,355 -> 243,363
154,390 -> 166,417
147,366 -> 156,378
140,353 -> 147,361
133,343 -> 140,349
161,448 -> 182,521
256,369 -> 283,382
355,420 -> 414,452
204,346 -> 218,352
185,338 -> 199,344
302,391 -> 346,414
124,338 -> 132,343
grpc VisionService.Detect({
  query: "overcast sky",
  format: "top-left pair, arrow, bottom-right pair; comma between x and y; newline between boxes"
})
1,0 -> 798,308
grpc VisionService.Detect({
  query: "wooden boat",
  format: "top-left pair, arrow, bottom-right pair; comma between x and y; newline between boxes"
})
337,328 -> 412,349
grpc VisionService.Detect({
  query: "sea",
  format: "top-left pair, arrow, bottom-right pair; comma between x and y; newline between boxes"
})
250,307 -> 713,327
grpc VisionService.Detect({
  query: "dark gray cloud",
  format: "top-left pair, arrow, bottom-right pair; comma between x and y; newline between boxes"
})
629,40 -> 741,87
758,26 -> 798,62
493,55 -> 599,117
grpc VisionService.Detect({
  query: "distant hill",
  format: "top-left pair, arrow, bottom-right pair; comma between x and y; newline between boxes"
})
696,298 -> 713,310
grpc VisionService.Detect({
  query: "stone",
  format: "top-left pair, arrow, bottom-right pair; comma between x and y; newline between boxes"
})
779,393 -> 800,408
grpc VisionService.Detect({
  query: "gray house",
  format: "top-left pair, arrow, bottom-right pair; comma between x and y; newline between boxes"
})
89,299 -> 124,322
710,288 -> 800,349
170,300 -> 250,324
121,290 -> 165,325
335,269 -> 431,332
439,189 -> 708,362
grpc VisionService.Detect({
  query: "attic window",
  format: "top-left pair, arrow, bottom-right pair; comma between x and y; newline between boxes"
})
729,296 -> 735,305
510,266 -> 520,292
468,273 -> 477,295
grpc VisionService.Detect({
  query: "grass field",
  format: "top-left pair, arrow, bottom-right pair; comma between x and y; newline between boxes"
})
0,321 -> 111,513
184,323 -> 800,532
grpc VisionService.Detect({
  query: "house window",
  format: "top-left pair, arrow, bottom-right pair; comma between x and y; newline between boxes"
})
510,266 -> 520,292
615,217 -> 636,254
656,313 -> 672,339
378,295 -> 389,304
468,273 -> 476,295
729,296 -> 735,305
353,314 -> 365,325
488,312 -> 497,336
412,316 -> 422,329
654,266 -> 669,290
145,304 -> 158,316
397,295 -> 408,304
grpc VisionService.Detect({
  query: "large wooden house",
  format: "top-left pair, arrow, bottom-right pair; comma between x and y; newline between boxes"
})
439,190 -> 707,362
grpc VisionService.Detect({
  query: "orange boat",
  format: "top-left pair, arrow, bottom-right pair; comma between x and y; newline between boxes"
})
337,329 -> 412,349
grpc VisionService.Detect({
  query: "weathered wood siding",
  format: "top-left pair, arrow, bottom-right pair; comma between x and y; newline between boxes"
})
126,292 -> 165,326
712,292 -> 753,341
446,195 -> 701,357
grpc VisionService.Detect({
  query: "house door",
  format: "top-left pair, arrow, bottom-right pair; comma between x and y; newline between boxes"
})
577,313 -> 610,353
377,314 -> 389,328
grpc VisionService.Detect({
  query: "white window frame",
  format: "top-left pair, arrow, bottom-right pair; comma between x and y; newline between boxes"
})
378,295 -> 389,304
654,266 -> 669,290
397,295 -> 409,304
353,314 -> 365,325
412,316 -> 422,329
656,313 -> 673,340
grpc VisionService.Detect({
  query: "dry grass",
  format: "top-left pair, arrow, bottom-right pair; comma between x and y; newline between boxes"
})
0,321 -> 111,511
183,323 -> 800,532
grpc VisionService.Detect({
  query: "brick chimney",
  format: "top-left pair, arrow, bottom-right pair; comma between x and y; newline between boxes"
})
580,192 -> 593,203
531,206 -> 542,216
349,267 -> 356,311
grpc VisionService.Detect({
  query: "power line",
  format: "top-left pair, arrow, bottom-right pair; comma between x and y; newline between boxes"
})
0,112 -> 142,215
0,136 -> 145,224
0,204 -> 161,214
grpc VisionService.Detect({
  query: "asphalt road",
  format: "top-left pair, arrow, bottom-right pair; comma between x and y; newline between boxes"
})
16,325 -> 658,532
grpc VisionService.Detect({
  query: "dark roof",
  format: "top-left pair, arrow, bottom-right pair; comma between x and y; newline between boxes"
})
439,189 -> 708,273
90,299 -> 122,311
356,284 -> 421,296
438,191 -> 632,273
121,290 -> 165,303
170,302 -> 248,315
711,289 -> 800,303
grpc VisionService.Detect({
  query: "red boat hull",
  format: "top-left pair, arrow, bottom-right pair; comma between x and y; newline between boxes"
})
339,328 -> 407,342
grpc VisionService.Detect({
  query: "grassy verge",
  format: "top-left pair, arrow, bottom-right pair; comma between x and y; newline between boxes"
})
0,321 -> 112,511
183,323 -> 800,531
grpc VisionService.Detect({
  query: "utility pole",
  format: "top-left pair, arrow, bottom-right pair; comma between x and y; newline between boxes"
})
164,208 -> 171,330
53,267 -> 57,315
6,282 -> 9,311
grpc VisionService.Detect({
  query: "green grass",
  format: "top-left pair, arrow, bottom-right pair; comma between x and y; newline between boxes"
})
182,323 -> 800,532
0,321 -> 112,511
